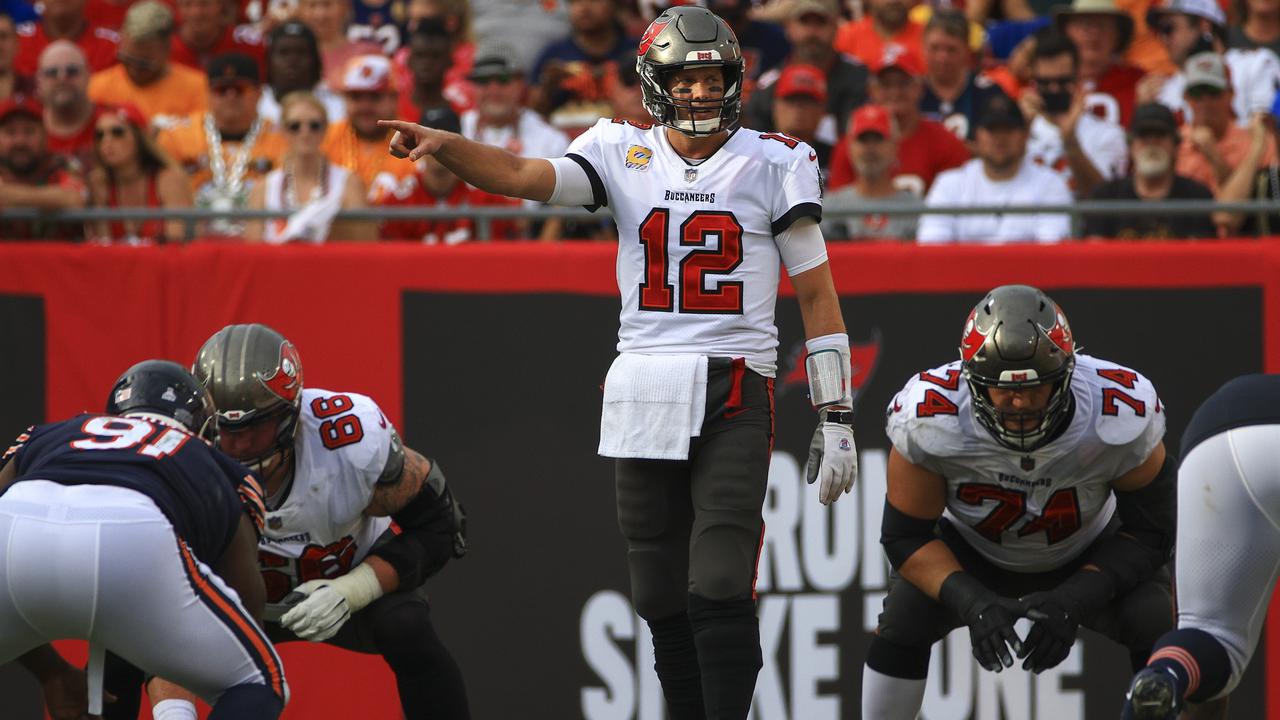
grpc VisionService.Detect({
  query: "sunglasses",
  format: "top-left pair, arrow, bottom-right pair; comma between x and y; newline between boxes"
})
1153,21 -> 1177,35
285,119 -> 325,134
471,74 -> 514,86
95,125 -> 129,141
116,51 -> 159,71
40,64 -> 84,80
1035,75 -> 1075,89
1186,86 -> 1224,100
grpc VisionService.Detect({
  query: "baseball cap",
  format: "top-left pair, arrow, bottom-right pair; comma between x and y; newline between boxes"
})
469,46 -> 522,82
207,52 -> 260,86
342,54 -> 393,92
1184,51 -> 1228,92
97,103 -> 148,131
0,95 -> 42,124
1147,0 -> 1225,28
775,64 -> 827,103
1129,102 -> 1179,136
871,45 -> 923,78
850,104 -> 893,138
791,0 -> 838,18
976,94 -> 1025,130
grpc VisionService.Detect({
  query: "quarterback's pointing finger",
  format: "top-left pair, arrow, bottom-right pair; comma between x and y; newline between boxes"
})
378,119 -> 443,161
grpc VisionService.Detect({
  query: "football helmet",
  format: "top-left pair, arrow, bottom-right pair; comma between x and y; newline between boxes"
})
636,5 -> 744,136
192,323 -> 304,472
959,285 -> 1077,452
106,359 -> 219,444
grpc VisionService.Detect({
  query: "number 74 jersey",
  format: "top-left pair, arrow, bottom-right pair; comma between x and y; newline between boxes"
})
565,118 -> 827,376
885,353 -> 1166,572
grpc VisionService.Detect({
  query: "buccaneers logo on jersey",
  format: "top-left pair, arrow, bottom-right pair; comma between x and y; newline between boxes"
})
260,341 -> 303,403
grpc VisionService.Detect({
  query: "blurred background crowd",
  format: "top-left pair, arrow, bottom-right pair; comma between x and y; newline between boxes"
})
0,0 -> 1277,243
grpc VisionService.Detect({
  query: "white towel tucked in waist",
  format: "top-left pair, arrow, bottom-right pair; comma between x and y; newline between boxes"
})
598,353 -> 708,460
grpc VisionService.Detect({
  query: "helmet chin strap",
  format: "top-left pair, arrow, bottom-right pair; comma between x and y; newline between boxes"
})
672,114 -> 725,136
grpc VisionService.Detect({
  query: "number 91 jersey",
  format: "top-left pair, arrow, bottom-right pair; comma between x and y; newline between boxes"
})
565,118 -> 827,376
885,354 -> 1166,572
259,388 -> 396,616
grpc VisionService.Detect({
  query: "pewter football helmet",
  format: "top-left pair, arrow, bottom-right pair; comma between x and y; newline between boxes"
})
636,6 -> 744,136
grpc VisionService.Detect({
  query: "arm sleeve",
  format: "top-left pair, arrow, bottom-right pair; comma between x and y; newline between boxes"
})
547,156 -> 599,208
770,144 -> 823,235
555,121 -> 609,211
775,217 -> 828,276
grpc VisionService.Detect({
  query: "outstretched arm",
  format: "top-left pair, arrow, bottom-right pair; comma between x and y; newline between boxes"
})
380,120 -> 557,202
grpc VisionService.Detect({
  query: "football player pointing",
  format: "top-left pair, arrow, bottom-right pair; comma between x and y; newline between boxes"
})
864,285 -> 1178,720
384,6 -> 856,719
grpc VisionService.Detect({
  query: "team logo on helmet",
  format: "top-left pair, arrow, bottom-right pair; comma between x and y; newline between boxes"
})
638,17 -> 671,56
259,341 -> 302,402
1043,306 -> 1074,354
959,308 -> 988,362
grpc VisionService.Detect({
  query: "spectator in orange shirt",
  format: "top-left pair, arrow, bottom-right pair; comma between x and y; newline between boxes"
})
0,95 -> 87,240
86,103 -> 194,244
835,0 -> 925,72
1176,51 -> 1277,191
1055,0 -> 1146,126
827,49 -> 971,195
13,0 -> 118,76
0,12 -> 35,103
88,1 -> 209,128
36,40 -> 97,170
171,0 -> 265,71
156,52 -> 286,233
322,54 -> 418,199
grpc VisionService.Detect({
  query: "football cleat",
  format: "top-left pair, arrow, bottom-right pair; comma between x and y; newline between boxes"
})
1122,666 -> 1183,720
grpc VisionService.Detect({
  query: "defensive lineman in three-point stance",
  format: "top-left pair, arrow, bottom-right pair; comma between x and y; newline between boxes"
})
864,285 -> 1178,719
382,6 -> 857,718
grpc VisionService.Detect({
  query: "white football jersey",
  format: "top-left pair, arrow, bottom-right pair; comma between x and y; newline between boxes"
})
885,354 -> 1165,572
565,118 -> 827,376
259,388 -> 395,616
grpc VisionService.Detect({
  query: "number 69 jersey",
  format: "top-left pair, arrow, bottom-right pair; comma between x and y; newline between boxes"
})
565,118 -> 827,376
885,354 -> 1166,572
259,388 -> 396,617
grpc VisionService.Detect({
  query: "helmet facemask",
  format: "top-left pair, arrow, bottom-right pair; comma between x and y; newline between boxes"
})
965,360 -> 1075,452
218,404 -> 299,480
638,59 -> 744,136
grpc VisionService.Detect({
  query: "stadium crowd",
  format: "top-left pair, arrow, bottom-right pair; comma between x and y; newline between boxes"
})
0,0 -> 1277,243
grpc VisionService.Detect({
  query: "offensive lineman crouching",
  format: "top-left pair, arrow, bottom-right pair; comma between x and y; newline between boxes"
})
149,323 -> 469,719
862,285 -> 1179,719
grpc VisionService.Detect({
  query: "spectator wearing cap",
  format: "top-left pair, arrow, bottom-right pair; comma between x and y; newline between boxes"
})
462,46 -> 570,240
1229,0 -> 1280,56
37,40 -> 99,170
1177,51 -> 1278,192
921,9 -> 1010,140
835,0 -> 925,72
1085,101 -> 1216,237
1021,30 -> 1128,197
528,0 -> 638,134
705,0 -> 790,82
771,63 -> 833,170
157,52 -> 285,230
297,0 -> 381,91
827,50 -> 970,196
13,0 -> 118,77
87,2 -> 208,128
744,0 -> 869,149
86,103 -> 192,244
1144,0 -> 1280,126
1216,95 -> 1280,236
0,95 -> 87,240
0,12 -> 35,104
397,20 -> 461,136
919,95 -> 1073,243
171,0 -> 264,71
322,54 -> 418,199
824,103 -> 921,240
1055,0 -> 1146,126
248,91 -> 372,243
257,21 -> 345,127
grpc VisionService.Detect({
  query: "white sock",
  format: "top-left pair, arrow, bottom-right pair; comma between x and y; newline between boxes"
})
861,665 -> 926,720
152,699 -> 198,720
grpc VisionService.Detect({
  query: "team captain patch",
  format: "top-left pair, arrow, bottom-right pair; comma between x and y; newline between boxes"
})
625,145 -> 653,171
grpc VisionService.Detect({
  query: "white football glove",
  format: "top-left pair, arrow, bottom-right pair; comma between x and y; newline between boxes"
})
804,417 -> 857,505
279,563 -> 383,642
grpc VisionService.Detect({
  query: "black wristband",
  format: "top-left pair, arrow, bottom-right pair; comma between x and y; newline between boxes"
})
822,409 -> 855,425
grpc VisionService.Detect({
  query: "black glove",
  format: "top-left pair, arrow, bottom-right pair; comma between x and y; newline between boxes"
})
1019,569 -> 1112,673
939,572 -> 1026,672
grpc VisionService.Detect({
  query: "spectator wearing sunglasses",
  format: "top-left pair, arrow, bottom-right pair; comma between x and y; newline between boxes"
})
35,40 -> 98,170
1176,50 -> 1277,192
0,94 -> 87,241
0,12 -> 35,105
86,103 -> 193,244
248,91 -> 372,243
1142,0 -> 1280,128
87,1 -> 209,129
13,0 -> 118,77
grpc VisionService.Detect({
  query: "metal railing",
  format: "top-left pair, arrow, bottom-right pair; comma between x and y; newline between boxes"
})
2,199 -> 1277,241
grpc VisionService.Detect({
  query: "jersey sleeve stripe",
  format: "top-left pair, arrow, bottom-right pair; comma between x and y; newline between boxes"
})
771,201 -> 822,236
566,152 -> 608,211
